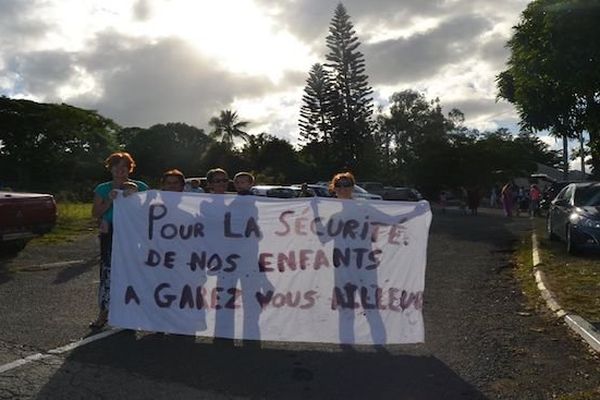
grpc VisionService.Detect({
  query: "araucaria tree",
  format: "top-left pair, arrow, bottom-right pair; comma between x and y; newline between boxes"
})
299,63 -> 333,144
324,3 -> 375,175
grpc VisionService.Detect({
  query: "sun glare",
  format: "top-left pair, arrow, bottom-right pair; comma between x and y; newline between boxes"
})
149,0 -> 315,82
33,0 -> 314,84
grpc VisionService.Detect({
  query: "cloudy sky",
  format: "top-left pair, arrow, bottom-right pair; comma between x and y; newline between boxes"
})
1,0 -> 534,145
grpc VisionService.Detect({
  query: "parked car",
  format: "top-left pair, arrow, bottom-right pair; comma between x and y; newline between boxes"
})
312,182 -> 382,200
356,181 -> 422,201
250,185 -> 304,198
291,184 -> 332,197
356,181 -> 388,197
388,187 -> 423,201
0,191 -> 57,253
531,173 -> 580,216
547,182 -> 600,254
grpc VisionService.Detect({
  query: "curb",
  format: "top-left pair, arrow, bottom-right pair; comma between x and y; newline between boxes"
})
531,230 -> 600,354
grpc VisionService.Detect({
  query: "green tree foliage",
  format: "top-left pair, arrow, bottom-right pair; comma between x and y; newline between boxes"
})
497,0 -> 600,177
0,96 -> 118,191
299,63 -> 334,143
124,122 -> 212,181
208,110 -> 250,149
241,133 -> 308,183
200,141 -> 248,177
324,3 -> 376,175
375,90 -> 451,186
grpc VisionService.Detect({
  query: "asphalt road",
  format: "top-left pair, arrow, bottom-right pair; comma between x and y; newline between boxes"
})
0,208 -> 599,399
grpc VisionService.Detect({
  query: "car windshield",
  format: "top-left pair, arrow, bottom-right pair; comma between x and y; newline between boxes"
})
574,186 -> 600,206
353,185 -> 368,194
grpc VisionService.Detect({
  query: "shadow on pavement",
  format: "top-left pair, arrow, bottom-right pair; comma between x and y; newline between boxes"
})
430,206 -> 530,250
52,257 -> 98,285
35,331 -> 487,399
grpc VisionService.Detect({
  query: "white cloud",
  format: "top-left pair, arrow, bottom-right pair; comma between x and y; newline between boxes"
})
0,0 -> 532,138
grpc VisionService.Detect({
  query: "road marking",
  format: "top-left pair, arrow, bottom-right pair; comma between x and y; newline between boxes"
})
531,226 -> 600,354
0,328 -> 123,374
0,353 -> 52,374
17,259 -> 86,271
531,232 -> 541,267
565,315 -> 600,353
48,328 -> 123,354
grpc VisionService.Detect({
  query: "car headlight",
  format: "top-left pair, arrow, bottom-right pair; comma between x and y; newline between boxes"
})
581,218 -> 600,228
570,213 -> 600,228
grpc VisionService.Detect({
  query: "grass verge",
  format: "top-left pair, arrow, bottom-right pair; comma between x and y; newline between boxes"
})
528,218 -> 600,323
514,233 -> 547,311
32,202 -> 96,245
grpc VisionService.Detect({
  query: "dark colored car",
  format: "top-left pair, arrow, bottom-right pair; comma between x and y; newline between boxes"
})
547,182 -> 600,254
251,185 -> 307,198
389,187 -> 423,201
530,173 -> 576,215
293,184 -> 332,197
356,181 -> 421,201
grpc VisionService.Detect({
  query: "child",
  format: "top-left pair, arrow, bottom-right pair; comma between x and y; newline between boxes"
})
233,172 -> 255,195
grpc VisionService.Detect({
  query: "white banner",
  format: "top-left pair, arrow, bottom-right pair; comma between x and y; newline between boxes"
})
109,190 -> 432,344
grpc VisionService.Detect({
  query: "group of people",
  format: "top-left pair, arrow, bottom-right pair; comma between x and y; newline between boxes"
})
499,182 -> 542,217
89,151 -> 358,329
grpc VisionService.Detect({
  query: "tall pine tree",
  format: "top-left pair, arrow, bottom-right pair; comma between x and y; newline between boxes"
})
299,63 -> 333,144
324,3 -> 375,175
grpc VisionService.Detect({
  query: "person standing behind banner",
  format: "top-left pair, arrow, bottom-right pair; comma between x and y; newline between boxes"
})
90,152 -> 149,329
206,168 -> 229,194
327,172 -> 386,344
329,172 -> 354,199
233,171 -> 254,195
161,169 -> 185,192
187,178 -> 204,193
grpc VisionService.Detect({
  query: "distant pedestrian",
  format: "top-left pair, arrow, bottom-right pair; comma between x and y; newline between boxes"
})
459,186 -> 468,215
490,186 -> 498,208
516,186 -> 529,216
467,187 -> 481,215
439,191 -> 447,214
529,184 -> 542,217
501,182 -> 514,217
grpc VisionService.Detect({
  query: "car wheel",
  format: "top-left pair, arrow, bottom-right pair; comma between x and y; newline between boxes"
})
566,225 -> 579,255
546,216 -> 558,241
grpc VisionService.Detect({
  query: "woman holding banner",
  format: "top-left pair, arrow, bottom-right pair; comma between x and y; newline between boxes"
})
323,172 -> 388,344
329,172 -> 355,199
90,152 -> 149,329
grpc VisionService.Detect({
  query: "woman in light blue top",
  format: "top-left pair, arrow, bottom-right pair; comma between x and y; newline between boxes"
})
90,152 -> 148,329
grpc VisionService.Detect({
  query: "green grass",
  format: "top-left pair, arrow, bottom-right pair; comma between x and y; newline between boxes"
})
32,202 -> 96,245
529,218 -> 600,322
514,234 -> 547,311
556,387 -> 600,400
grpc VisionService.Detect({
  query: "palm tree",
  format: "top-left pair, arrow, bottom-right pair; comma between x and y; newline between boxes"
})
208,110 -> 250,148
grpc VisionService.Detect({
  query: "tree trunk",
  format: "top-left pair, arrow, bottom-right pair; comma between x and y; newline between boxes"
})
580,131 -> 585,177
562,134 -> 569,181
589,127 -> 600,179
